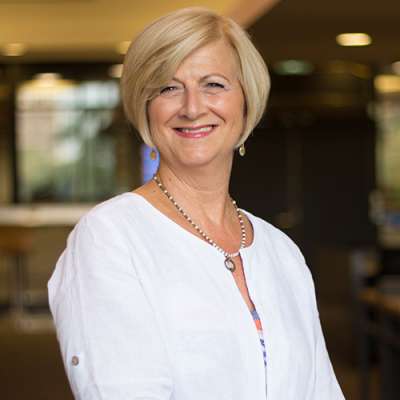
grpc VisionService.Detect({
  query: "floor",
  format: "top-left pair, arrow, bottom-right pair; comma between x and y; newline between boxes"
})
0,313 -> 73,400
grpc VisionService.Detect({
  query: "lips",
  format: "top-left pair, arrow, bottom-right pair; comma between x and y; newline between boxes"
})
174,124 -> 217,138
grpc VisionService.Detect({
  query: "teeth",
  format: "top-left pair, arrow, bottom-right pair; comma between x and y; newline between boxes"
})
179,126 -> 214,133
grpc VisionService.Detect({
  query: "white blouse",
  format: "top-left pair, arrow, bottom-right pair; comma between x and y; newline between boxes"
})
48,192 -> 345,400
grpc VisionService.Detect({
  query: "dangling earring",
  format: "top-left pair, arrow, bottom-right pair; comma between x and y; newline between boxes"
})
239,143 -> 246,157
150,148 -> 157,160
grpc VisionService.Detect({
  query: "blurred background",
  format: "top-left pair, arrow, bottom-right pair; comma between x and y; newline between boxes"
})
0,0 -> 399,399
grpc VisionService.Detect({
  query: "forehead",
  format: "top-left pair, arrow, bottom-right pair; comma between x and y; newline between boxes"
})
174,40 -> 240,79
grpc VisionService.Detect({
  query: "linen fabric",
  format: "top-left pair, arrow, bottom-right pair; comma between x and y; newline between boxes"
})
48,192 -> 345,399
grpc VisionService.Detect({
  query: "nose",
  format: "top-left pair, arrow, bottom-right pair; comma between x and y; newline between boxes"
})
179,87 -> 207,120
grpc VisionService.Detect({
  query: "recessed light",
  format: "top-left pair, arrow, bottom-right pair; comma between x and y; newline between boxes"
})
336,33 -> 372,47
273,59 -> 314,75
2,43 -> 26,56
116,41 -> 131,55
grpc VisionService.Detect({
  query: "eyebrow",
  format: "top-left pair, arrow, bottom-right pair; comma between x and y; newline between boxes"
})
171,73 -> 231,84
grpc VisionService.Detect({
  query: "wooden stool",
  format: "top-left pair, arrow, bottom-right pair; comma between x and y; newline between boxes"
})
0,225 -> 34,318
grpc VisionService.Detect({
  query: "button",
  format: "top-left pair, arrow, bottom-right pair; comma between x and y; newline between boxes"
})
71,356 -> 79,366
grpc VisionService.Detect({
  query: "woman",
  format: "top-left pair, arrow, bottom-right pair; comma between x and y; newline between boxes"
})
48,7 -> 345,399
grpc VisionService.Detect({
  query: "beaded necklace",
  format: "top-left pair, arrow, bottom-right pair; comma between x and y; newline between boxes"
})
153,174 -> 246,272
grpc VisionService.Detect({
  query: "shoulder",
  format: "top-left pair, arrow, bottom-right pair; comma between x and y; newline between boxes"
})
80,192 -> 136,228
49,193 -> 140,300
61,192 -> 142,276
71,192 -> 144,240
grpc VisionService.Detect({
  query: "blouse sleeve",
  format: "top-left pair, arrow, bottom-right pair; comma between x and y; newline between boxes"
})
282,231 -> 345,399
312,306 -> 346,399
303,266 -> 345,399
48,214 -> 174,400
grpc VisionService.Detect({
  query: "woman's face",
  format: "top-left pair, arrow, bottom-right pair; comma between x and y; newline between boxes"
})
148,39 -> 245,171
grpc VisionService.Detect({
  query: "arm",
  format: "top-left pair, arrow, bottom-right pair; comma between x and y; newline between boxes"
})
279,230 -> 345,399
303,266 -> 346,399
48,215 -> 174,400
312,305 -> 345,399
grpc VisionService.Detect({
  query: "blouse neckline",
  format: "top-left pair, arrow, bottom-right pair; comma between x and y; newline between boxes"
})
121,191 -> 258,255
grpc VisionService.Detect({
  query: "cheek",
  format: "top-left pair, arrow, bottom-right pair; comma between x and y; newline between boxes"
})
209,94 -> 245,122
147,100 -> 181,150
147,102 -> 158,132
148,100 -> 173,132
148,100 -> 164,125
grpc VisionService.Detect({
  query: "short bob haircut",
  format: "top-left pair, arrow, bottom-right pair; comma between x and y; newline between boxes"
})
121,7 -> 270,148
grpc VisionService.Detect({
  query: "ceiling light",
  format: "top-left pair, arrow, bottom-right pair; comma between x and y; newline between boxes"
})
19,74 -> 75,94
116,41 -> 131,55
336,33 -> 372,47
34,72 -> 62,81
374,74 -> 400,94
30,73 -> 67,89
35,72 -> 61,80
109,64 -> 123,79
2,43 -> 26,56
273,59 -> 314,75
392,61 -> 400,75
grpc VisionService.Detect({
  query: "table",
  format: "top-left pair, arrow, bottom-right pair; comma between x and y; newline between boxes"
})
0,203 -> 92,330
360,288 -> 400,400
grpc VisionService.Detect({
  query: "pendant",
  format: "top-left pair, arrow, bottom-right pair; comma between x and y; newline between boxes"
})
224,257 -> 236,272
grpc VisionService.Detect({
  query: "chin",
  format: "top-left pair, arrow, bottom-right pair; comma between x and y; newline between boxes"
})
174,147 -> 232,169
178,155 -> 215,168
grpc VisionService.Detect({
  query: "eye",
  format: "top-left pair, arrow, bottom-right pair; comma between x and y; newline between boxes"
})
160,85 -> 178,94
203,81 -> 227,94
206,82 -> 225,89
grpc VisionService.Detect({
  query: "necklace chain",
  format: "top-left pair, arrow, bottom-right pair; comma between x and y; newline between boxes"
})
153,174 -> 246,272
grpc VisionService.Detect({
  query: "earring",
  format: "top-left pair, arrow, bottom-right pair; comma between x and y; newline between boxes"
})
150,148 -> 157,160
239,143 -> 246,157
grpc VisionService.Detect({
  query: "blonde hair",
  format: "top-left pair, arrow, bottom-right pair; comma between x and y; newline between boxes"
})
121,7 -> 270,148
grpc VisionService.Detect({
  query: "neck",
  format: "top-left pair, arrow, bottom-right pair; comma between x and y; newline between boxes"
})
156,157 -> 234,226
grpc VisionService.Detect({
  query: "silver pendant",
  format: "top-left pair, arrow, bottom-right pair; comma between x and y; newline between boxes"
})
224,257 -> 236,272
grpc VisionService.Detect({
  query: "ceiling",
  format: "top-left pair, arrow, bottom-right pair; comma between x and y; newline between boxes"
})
0,0 -> 398,67
250,0 -> 400,68
0,0 -> 278,61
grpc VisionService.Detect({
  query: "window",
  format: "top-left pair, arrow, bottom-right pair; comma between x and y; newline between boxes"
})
16,74 -> 139,202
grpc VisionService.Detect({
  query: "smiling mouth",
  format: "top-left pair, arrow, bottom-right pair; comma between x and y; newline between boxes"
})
174,124 -> 217,138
